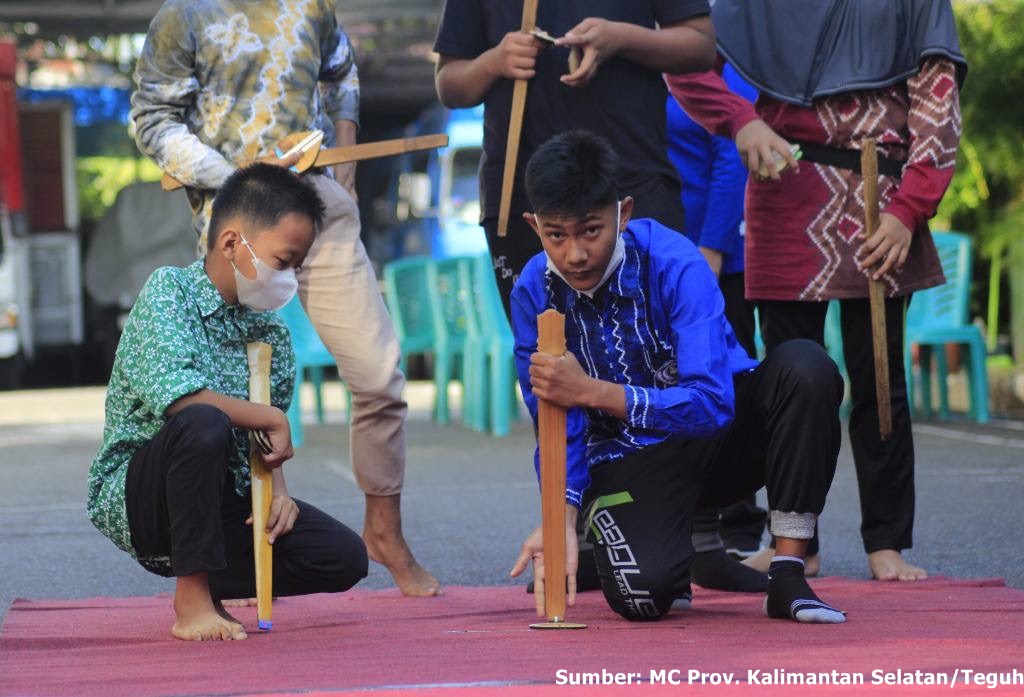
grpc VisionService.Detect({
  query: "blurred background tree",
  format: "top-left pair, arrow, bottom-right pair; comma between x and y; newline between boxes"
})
940,0 -> 1024,362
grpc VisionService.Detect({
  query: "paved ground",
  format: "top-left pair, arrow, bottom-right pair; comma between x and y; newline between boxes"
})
2,383 -> 1023,624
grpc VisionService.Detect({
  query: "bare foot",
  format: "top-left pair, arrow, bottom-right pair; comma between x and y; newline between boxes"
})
172,574 -> 247,641
213,600 -> 243,626
868,549 -> 928,582
364,493 -> 442,597
742,548 -> 821,577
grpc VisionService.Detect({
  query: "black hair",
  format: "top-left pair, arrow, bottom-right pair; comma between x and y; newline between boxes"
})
207,163 -> 326,250
524,130 -> 619,220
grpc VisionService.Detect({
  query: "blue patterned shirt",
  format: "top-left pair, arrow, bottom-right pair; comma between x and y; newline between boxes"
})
511,219 -> 759,507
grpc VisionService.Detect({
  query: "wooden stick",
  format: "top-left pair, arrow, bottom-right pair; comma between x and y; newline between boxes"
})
861,139 -> 893,440
246,342 -> 274,630
160,134 -> 449,192
536,309 -> 567,622
497,0 -> 539,237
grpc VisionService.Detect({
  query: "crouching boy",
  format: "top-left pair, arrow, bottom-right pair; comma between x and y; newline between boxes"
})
509,131 -> 846,624
87,164 -> 367,641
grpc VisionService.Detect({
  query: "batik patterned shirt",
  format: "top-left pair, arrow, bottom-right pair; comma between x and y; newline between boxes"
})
667,57 -> 961,301
510,219 -> 759,506
131,0 -> 358,250
87,261 -> 294,572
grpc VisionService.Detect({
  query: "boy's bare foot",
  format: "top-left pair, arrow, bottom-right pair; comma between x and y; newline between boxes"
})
172,574 -> 247,641
213,600 -> 243,626
742,548 -> 820,576
868,549 -> 928,581
364,493 -> 442,597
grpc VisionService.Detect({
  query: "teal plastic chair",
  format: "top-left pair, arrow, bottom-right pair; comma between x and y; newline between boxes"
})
823,300 -> 852,417
464,253 -> 518,437
383,256 -> 468,425
459,256 -> 488,432
383,256 -> 436,374
904,231 -> 989,423
277,296 -> 345,448
428,256 -> 474,424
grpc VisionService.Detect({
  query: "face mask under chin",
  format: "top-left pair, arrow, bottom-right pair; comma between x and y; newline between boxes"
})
543,200 -> 625,298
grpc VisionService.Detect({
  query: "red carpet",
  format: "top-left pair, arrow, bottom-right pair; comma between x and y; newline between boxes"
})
2,577 -> 1023,697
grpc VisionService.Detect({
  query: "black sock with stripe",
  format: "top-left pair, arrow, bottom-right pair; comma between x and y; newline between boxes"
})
765,557 -> 845,623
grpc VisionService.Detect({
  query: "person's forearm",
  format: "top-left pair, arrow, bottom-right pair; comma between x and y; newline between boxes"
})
666,70 -> 759,139
166,388 -> 280,430
581,378 -> 627,419
271,467 -> 288,494
435,53 -> 502,108
616,20 -> 715,74
334,119 -> 357,146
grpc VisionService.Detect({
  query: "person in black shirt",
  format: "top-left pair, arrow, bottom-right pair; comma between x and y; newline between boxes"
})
433,0 -> 713,315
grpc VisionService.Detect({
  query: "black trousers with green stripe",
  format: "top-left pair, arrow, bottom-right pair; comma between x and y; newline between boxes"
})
582,339 -> 843,621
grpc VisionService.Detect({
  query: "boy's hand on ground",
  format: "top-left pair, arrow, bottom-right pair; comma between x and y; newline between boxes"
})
859,212 -> 911,279
492,31 -> 543,81
557,18 -> 622,87
735,119 -> 799,181
529,350 -> 591,409
509,517 -> 579,618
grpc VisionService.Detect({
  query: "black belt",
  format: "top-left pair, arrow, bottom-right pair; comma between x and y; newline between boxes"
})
794,141 -> 906,178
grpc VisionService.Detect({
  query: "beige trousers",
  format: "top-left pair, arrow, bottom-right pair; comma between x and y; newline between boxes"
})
296,173 -> 407,495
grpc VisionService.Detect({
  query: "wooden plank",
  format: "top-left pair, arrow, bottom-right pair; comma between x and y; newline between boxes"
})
496,0 -> 539,237
160,134 -> 449,191
246,342 -> 274,630
536,308 -> 566,622
861,139 -> 893,440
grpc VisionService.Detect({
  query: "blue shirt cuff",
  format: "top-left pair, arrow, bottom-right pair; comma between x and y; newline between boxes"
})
624,384 -> 653,430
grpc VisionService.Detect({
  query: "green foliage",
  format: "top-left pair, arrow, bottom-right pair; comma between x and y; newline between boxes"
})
939,0 -> 1024,243
76,156 -> 163,223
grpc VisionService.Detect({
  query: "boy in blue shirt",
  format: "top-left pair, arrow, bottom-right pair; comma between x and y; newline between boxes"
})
88,164 -> 367,641
509,131 -> 845,623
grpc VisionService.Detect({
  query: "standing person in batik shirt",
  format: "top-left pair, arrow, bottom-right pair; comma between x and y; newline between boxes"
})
131,0 -> 440,597
667,0 -> 967,582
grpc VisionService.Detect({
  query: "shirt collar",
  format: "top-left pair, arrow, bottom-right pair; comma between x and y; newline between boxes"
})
187,260 -> 229,318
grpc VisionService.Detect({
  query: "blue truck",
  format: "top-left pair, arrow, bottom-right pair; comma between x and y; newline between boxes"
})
380,104 -> 488,263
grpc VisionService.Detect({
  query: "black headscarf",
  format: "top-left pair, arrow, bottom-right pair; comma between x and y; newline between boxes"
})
712,0 -> 968,107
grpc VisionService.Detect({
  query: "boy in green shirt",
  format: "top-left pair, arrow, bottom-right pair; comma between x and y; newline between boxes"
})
87,164 -> 367,641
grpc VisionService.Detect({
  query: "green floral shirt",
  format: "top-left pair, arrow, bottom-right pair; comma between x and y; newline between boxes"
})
87,261 -> 294,571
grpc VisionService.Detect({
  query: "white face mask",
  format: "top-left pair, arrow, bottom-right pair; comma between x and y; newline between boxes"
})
544,200 -> 626,298
232,235 -> 298,312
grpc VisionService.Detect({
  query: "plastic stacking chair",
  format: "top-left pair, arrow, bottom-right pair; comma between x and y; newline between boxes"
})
277,296 -> 343,448
904,231 -> 989,423
383,256 -> 463,424
383,256 -> 436,374
823,300 -> 851,417
459,257 -> 488,432
427,256 -> 474,424
466,253 -> 518,437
